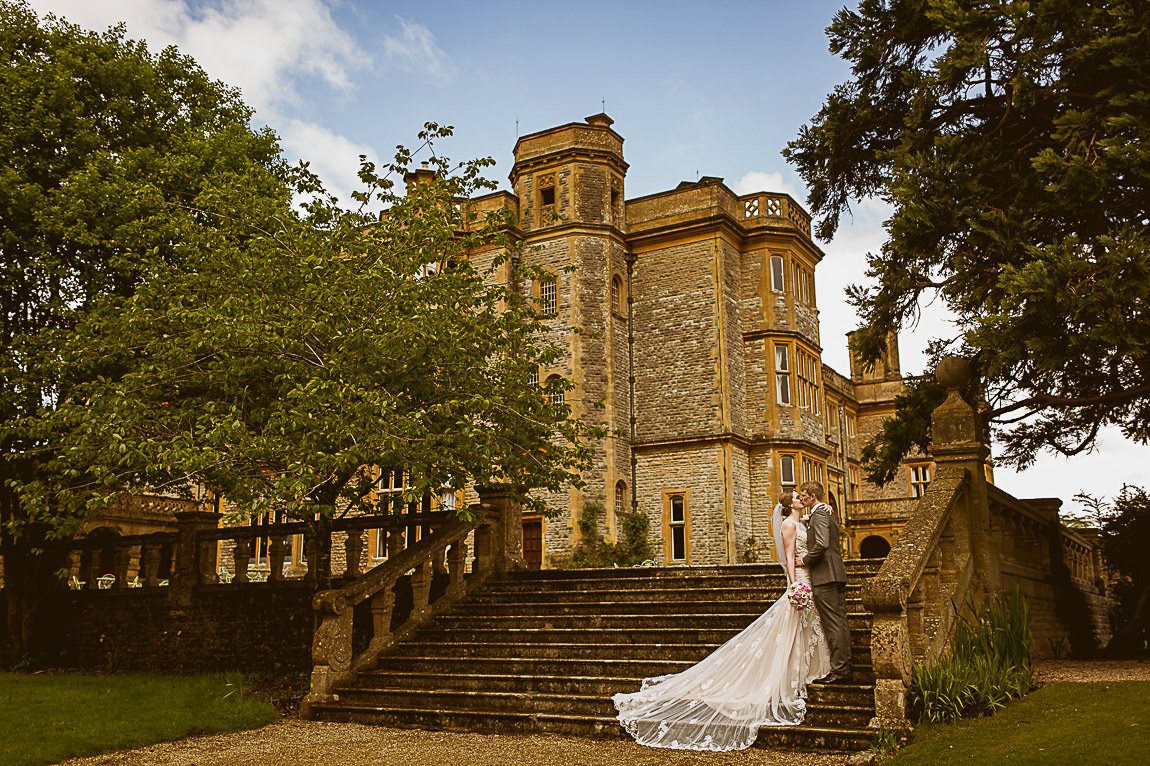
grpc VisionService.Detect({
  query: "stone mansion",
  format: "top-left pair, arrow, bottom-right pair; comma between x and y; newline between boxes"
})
457,113 -> 950,569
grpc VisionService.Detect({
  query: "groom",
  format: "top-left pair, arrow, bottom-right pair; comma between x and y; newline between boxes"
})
795,480 -> 852,683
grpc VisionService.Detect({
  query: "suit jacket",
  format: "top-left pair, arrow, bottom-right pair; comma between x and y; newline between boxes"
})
802,503 -> 847,586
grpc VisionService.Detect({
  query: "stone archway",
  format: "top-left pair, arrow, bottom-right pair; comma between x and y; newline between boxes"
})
859,534 -> 892,559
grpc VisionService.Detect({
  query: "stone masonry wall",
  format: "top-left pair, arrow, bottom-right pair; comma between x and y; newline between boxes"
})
632,240 -> 723,441
38,586 -> 313,673
635,443 -> 730,565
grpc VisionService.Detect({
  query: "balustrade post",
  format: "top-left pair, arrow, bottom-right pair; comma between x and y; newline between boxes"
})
268,535 -> 288,581
862,577 -> 913,727
344,531 -> 364,578
477,485 -> 523,578
112,545 -> 131,589
85,550 -> 101,590
142,538 -> 162,587
386,528 -> 405,557
930,357 -> 996,592
368,587 -> 397,652
306,591 -> 354,708
171,511 -> 221,606
233,538 -> 253,583
447,540 -> 468,595
410,561 -> 433,620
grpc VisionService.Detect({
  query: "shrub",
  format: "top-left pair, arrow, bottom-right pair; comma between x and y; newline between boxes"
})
909,589 -> 1037,723
569,502 -> 652,568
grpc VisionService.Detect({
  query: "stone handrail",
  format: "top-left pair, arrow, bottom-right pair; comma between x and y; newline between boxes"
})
863,466 -> 978,725
862,356 -> 995,727
303,485 -> 523,713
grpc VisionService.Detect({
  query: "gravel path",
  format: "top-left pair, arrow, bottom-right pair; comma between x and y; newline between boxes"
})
58,659 -> 1150,766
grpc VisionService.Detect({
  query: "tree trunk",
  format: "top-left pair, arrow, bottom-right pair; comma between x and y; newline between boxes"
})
1105,581 -> 1150,657
1,464 -> 68,666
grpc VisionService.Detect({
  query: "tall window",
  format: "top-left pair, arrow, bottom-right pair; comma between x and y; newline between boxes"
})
667,493 -> 688,562
802,457 -> 824,484
910,463 -> 933,497
849,465 -> 861,501
539,174 -> 556,214
615,480 -> 627,517
378,468 -> 409,513
780,455 -> 796,488
797,348 -> 820,414
769,254 -> 785,292
546,375 -> 565,407
774,344 -> 791,405
539,276 -> 557,314
611,275 -> 623,315
791,262 -> 814,306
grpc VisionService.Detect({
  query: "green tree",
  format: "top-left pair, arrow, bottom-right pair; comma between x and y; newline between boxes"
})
785,0 -> 1150,477
1098,485 -> 1150,655
0,1 -> 290,660
20,132 -> 595,536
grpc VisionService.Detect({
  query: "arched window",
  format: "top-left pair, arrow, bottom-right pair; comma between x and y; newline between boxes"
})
615,480 -> 627,516
611,275 -> 624,315
860,535 -> 892,559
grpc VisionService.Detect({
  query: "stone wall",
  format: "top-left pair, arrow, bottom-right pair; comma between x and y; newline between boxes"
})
35,585 -> 314,673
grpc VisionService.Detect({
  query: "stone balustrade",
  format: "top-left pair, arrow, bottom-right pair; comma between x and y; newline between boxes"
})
303,485 -> 522,712
862,357 -> 995,728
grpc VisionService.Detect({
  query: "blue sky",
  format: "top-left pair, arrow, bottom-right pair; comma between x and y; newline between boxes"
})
27,0 -> 1150,507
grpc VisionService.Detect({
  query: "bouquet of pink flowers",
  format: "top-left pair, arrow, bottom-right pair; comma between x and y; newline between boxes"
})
789,582 -> 813,611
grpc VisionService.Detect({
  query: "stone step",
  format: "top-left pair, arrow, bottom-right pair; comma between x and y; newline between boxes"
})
354,667 -> 874,699
330,686 -> 875,728
465,586 -> 864,605
431,612 -> 873,632
386,640 -> 875,668
355,669 -> 877,707
306,703 -> 879,751
373,654 -> 701,679
418,621 -> 874,644
444,598 -> 866,617
504,562 -> 885,582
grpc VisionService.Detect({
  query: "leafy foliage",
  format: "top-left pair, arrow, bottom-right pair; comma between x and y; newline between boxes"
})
786,0 -> 1150,469
15,126 -> 598,526
0,0 -> 291,658
569,502 -> 653,568
859,374 -> 946,485
1098,486 -> 1150,654
909,589 -> 1036,723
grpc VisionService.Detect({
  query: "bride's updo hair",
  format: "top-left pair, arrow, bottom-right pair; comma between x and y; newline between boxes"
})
777,491 -> 796,518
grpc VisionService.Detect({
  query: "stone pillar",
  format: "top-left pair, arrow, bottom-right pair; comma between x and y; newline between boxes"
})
170,511 -> 221,606
477,485 -> 523,578
930,357 -> 997,592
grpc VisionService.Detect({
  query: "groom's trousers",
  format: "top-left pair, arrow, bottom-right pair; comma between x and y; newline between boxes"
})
813,582 -> 852,678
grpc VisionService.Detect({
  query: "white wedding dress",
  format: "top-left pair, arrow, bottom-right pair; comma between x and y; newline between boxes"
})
612,521 -> 830,751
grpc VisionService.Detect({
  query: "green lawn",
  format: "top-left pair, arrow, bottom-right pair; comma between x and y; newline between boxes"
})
0,672 -> 278,766
889,682 -> 1150,765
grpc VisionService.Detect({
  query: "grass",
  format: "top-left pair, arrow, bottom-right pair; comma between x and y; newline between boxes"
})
889,681 -> 1150,765
0,671 -> 279,766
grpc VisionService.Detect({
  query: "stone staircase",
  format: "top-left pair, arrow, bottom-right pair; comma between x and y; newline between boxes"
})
307,560 -> 884,751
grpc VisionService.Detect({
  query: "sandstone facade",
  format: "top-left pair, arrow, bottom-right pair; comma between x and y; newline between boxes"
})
495,113 -> 940,567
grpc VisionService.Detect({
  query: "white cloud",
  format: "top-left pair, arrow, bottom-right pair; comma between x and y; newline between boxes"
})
27,0 -> 373,195
278,118 -> 376,206
730,170 -> 801,199
382,16 -> 453,79
29,0 -> 364,113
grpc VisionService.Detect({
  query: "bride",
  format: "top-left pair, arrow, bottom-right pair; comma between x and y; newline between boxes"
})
612,491 -> 830,751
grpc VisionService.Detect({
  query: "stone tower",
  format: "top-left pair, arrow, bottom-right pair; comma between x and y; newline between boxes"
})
509,114 -> 632,556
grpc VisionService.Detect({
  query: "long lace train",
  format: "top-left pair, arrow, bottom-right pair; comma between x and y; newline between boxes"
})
613,523 -> 829,751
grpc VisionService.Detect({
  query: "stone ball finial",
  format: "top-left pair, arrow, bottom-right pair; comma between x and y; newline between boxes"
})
935,356 -> 972,390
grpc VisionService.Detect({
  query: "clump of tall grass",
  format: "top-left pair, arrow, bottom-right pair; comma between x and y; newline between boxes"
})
909,589 -> 1037,723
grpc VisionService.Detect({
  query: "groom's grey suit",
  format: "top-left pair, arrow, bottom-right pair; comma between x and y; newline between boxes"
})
801,502 -> 852,681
